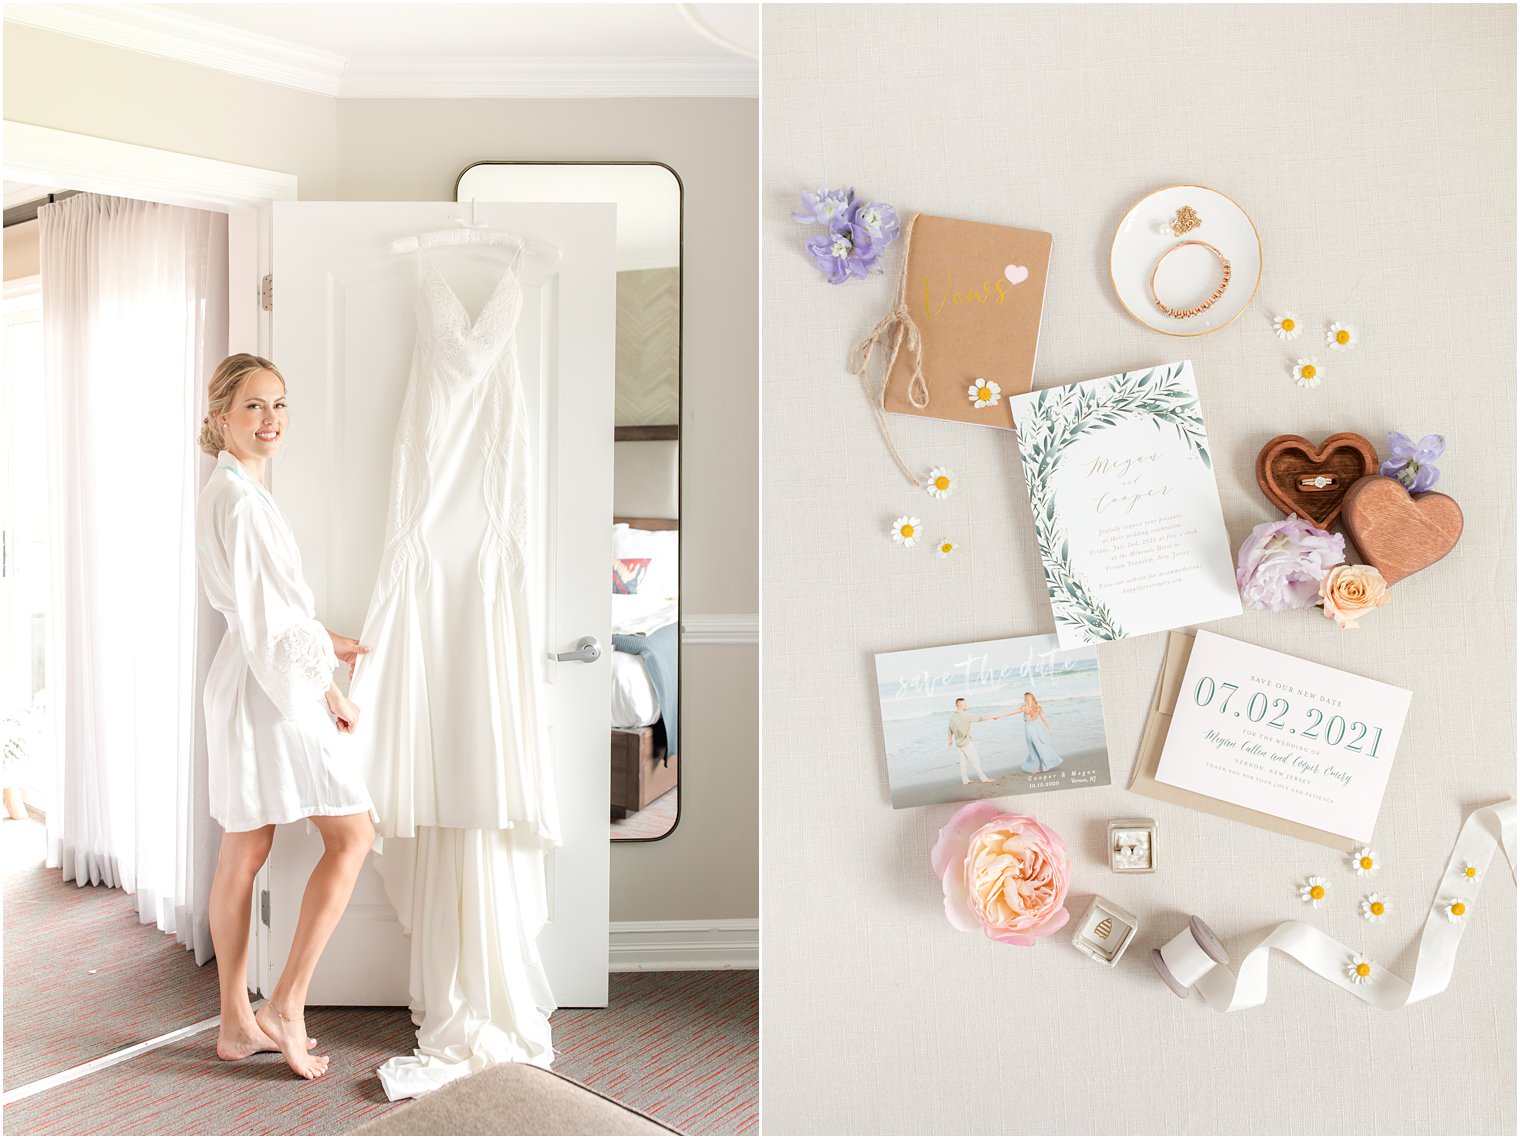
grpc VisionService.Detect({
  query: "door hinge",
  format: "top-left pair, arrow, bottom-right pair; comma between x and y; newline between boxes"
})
260,274 -> 273,312
260,888 -> 271,927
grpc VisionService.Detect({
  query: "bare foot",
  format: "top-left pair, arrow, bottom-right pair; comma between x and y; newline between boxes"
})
216,1019 -> 318,1061
254,1002 -> 329,1078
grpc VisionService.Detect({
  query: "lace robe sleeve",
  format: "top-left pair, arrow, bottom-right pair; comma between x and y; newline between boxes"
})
223,498 -> 339,721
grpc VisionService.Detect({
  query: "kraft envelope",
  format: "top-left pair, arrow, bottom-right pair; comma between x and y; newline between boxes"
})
1129,631 -> 1359,853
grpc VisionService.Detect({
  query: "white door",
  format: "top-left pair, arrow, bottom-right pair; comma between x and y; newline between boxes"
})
259,201 -> 615,1008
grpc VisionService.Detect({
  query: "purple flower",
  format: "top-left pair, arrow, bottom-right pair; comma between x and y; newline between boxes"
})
1236,514 -> 1346,612
1379,431 -> 1445,492
806,222 -> 880,285
792,187 -> 855,226
849,201 -> 900,244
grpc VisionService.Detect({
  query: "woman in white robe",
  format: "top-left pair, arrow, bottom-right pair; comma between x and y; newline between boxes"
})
194,353 -> 378,1080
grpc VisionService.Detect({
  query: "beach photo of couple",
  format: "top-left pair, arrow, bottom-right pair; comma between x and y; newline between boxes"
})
947,691 -> 1063,784
874,634 -> 1112,809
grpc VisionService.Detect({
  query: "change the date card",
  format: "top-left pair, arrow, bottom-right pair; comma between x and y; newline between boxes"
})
1154,630 -> 1411,842
873,633 -> 1110,809
1009,360 -> 1242,648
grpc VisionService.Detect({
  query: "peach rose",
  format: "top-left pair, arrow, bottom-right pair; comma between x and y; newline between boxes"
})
931,802 -> 1070,946
1320,563 -> 1390,629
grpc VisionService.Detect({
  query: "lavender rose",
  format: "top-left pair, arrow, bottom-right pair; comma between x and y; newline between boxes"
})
1236,514 -> 1346,611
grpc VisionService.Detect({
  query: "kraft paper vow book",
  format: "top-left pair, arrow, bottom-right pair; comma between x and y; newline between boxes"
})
883,213 -> 1053,430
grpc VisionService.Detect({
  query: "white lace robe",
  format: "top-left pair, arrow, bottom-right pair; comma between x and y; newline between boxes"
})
196,450 -> 378,832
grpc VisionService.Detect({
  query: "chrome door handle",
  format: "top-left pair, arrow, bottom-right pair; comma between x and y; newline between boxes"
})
553,636 -> 601,664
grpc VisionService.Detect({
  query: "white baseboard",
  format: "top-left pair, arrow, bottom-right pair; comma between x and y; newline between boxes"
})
609,919 -> 758,971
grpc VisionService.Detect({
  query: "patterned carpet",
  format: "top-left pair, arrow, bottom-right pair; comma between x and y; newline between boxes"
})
2,818 -> 757,1136
610,789 -> 678,841
2,818 -> 224,1089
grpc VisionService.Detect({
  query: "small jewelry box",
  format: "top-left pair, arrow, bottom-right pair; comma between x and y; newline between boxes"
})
1070,896 -> 1140,966
1108,817 -> 1158,873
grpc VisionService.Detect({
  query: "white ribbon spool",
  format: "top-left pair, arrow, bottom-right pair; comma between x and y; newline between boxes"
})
1153,916 -> 1229,996
1158,798 -> 1515,1011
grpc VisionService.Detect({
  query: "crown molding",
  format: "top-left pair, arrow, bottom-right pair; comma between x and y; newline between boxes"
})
340,55 -> 756,99
4,5 -> 759,99
4,4 -> 347,96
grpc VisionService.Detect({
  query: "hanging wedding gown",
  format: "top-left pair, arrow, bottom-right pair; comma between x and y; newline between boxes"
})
345,239 -> 560,1099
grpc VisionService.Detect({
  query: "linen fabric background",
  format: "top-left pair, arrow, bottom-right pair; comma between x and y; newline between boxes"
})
761,5 -> 1516,1135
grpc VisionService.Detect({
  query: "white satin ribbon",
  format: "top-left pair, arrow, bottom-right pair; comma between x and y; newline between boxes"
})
1192,798 -> 1515,1011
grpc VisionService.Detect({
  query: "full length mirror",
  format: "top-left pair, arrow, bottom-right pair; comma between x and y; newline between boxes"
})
457,162 -> 682,843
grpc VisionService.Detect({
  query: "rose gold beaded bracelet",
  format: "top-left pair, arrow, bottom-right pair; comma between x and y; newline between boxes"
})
1149,240 -> 1232,319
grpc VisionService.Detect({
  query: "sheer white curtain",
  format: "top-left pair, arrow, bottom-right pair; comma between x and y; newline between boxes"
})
38,192 -> 229,963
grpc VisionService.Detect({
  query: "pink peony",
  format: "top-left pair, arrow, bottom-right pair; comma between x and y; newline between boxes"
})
1235,514 -> 1346,611
931,802 -> 1071,946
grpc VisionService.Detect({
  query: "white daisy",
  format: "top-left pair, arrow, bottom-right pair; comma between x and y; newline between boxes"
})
1360,893 -> 1389,923
1460,861 -> 1481,884
1347,953 -> 1375,985
936,538 -> 957,558
967,379 -> 1001,409
1442,897 -> 1470,923
890,516 -> 921,548
1292,358 -> 1324,388
925,467 -> 957,499
1299,875 -> 1329,909
1326,321 -> 1359,350
1350,847 -> 1379,876
1273,311 -> 1303,340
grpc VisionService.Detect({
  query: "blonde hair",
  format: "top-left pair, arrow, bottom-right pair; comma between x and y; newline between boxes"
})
198,353 -> 286,456
1023,691 -> 1043,715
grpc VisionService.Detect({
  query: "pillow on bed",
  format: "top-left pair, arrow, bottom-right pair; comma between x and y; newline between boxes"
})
612,557 -> 652,595
613,525 -> 679,598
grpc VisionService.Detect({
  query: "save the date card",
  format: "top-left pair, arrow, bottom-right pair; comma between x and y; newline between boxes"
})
1153,630 -> 1411,842
874,633 -> 1110,809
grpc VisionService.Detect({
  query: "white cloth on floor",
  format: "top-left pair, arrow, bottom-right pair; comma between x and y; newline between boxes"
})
346,241 -> 560,1098
371,826 -> 555,1100
195,450 -> 380,832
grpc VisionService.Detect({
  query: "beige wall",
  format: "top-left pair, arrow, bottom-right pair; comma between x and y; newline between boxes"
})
5,219 -> 40,280
3,25 -> 758,924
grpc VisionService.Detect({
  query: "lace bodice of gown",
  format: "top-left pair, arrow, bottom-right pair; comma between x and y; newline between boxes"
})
377,244 -> 531,601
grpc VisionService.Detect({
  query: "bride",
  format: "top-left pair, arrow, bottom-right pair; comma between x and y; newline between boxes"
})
194,352 -> 378,1079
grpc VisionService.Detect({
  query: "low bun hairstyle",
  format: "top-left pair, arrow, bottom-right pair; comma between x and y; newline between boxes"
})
198,353 -> 287,456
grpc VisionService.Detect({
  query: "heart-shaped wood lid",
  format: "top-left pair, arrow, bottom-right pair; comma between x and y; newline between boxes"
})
1254,433 -> 1379,529
1340,475 -> 1463,585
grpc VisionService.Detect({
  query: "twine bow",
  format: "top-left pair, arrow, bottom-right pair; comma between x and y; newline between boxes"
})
846,211 -> 929,488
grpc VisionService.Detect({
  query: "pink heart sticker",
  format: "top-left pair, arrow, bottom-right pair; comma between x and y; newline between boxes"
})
1004,264 -> 1029,286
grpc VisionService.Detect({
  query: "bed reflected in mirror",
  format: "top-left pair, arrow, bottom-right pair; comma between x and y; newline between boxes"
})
455,161 -> 681,842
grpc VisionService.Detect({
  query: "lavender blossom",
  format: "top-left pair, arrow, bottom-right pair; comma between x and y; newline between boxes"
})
792,187 -> 855,226
806,222 -> 879,285
850,201 -> 900,244
1379,431 -> 1446,492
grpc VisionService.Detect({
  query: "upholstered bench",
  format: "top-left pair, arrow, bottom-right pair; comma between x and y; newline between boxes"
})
347,1062 -> 679,1136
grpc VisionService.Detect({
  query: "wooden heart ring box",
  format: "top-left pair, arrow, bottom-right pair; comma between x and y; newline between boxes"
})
1254,433 -> 1379,529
